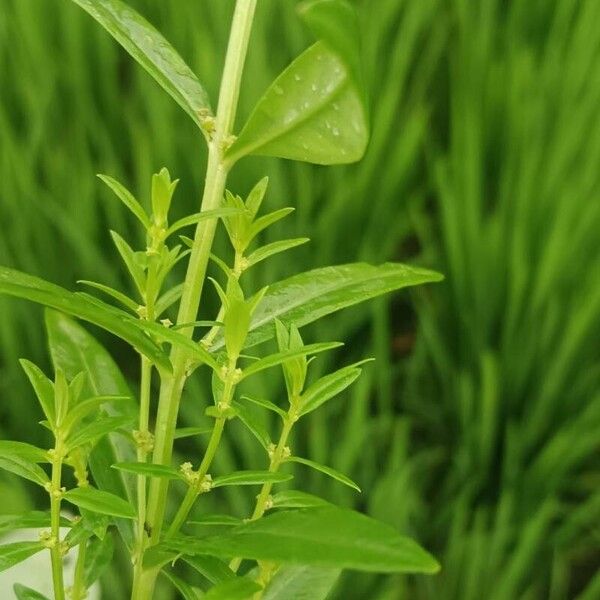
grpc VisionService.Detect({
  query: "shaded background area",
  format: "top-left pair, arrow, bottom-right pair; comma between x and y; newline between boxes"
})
1,0 -> 599,598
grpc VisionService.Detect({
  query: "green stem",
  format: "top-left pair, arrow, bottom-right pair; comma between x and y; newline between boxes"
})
166,416 -> 226,537
70,540 -> 87,600
230,412 -> 295,573
132,3 -> 257,597
49,444 -> 65,600
132,354 -> 152,590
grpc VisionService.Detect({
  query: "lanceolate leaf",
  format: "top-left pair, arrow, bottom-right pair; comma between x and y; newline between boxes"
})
45,310 -> 137,549
188,515 -> 242,527
203,578 -> 262,600
112,462 -> 184,481
287,456 -> 360,492
270,490 -> 330,509
84,533 -> 114,587
0,267 -> 169,369
0,441 -> 50,486
246,238 -> 310,269
182,555 -> 236,585
167,507 -> 440,574
162,569 -> 200,600
210,263 -> 442,350
97,174 -> 150,228
0,511 -> 57,536
13,584 -> 50,600
19,359 -> 56,425
226,42 -> 367,165
211,471 -> 292,489
66,415 -> 134,451
64,487 -> 136,519
70,0 -> 212,134
299,366 -> 362,416
262,565 -> 340,600
0,542 -> 44,573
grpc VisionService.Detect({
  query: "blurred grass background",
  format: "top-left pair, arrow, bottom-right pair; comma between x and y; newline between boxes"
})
0,0 -> 599,598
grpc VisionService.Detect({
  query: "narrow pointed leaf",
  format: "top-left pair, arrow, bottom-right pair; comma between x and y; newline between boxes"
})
110,231 -> 146,295
0,511 -> 56,535
97,174 -> 150,228
174,426 -> 212,440
70,0 -> 212,134
63,395 -> 131,432
240,395 -> 287,418
166,507 -> 440,573
212,471 -> 292,489
262,565 -> 340,600
78,280 -> 138,312
204,578 -> 262,600
0,440 -> 48,463
270,490 -> 330,509
166,208 -> 243,237
241,342 -> 342,380
233,402 -> 271,450
286,456 -> 360,492
0,542 -> 44,573
162,569 -> 200,600
84,533 -> 114,587
211,263 -> 442,350
246,238 -> 310,269
13,584 -> 50,600
19,360 -> 55,425
0,268 -> 169,369
45,310 -> 137,549
155,284 -> 183,317
188,515 -> 242,527
182,555 -> 235,585
247,208 -> 295,241
64,487 -> 136,519
299,366 -> 361,416
112,462 -> 184,481
0,455 -> 49,486
66,415 -> 134,451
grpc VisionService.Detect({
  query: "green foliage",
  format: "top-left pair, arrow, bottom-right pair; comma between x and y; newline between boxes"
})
0,0 -> 447,597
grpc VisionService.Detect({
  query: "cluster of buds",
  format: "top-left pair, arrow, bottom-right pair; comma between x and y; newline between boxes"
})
160,318 -> 173,328
47,446 -> 67,461
263,495 -> 274,511
197,109 -> 216,139
219,364 -> 243,384
220,133 -> 237,152
133,429 -> 155,453
180,462 -> 213,493
44,482 -> 66,499
267,444 -> 291,461
136,305 -> 148,320
233,256 -> 249,278
39,529 -> 57,549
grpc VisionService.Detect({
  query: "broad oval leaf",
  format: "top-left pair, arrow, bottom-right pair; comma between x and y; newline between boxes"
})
46,310 -> 137,549
0,542 -> 44,573
204,577 -> 262,600
167,507 -> 440,574
210,263 -> 442,350
112,462 -> 184,481
212,471 -> 292,489
262,565 -> 340,600
71,0 -> 212,135
287,456 -> 360,492
63,487 -> 136,520
226,42 -> 367,165
0,267 -> 169,370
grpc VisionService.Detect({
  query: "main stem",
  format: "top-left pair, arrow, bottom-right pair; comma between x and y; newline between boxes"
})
50,445 -> 65,600
132,2 -> 257,597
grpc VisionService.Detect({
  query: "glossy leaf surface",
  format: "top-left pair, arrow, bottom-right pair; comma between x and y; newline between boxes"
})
211,263 -> 442,350
0,542 -> 44,573
167,507 -> 440,574
64,487 -> 136,519
262,565 -> 340,600
212,471 -> 292,488
227,41 -> 367,165
204,577 -> 262,600
70,0 -> 212,132
0,267 -> 169,369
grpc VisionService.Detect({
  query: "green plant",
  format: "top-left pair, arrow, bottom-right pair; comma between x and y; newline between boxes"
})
0,1 -> 442,598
